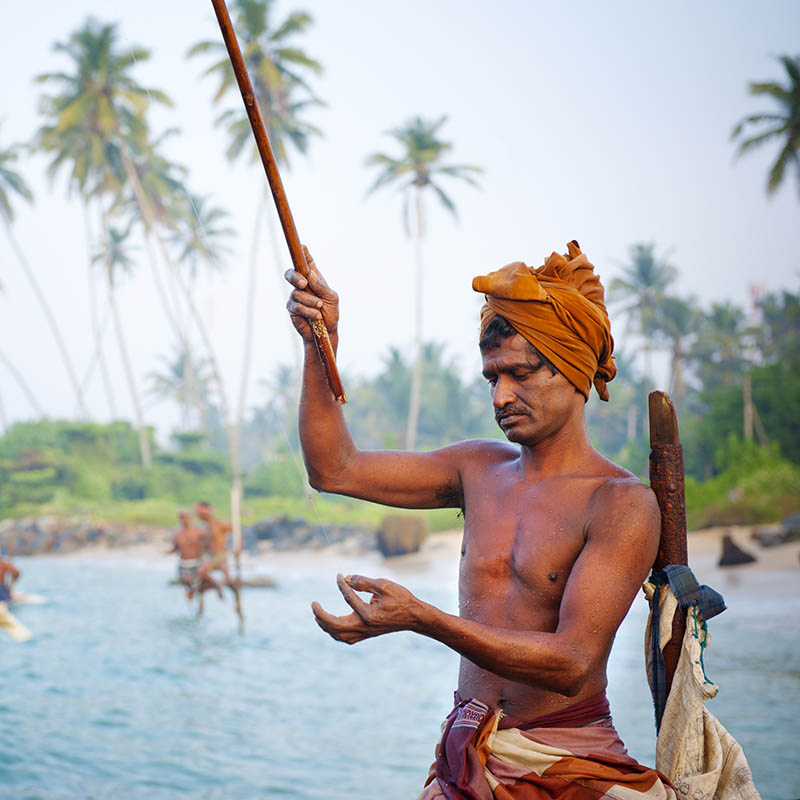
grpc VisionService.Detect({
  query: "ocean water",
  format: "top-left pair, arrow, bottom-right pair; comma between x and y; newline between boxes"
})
1,547 -> 798,800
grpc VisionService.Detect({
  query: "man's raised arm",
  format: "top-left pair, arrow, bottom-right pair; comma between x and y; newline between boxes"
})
285,247 -> 465,510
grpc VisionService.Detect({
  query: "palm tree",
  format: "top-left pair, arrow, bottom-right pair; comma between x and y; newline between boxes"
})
35,19 -> 171,195
169,192 -> 234,279
690,302 -> 767,445
691,302 -> 748,391
109,127 -> 235,450
0,128 -> 88,417
731,54 -> 800,197
365,114 -> 482,449
93,220 -> 151,468
35,18 -> 171,434
148,346 -> 212,433
609,243 -> 677,384
652,296 -> 700,407
188,0 -> 323,167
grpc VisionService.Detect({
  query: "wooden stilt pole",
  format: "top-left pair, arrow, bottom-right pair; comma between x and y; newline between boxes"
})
648,391 -> 688,697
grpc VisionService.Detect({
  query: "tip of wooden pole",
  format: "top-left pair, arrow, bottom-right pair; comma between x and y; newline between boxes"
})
649,391 -> 680,446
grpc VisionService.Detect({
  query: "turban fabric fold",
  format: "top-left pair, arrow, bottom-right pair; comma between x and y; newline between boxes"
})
472,240 -> 616,401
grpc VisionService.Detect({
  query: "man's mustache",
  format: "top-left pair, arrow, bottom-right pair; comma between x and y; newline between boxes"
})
495,405 -> 529,422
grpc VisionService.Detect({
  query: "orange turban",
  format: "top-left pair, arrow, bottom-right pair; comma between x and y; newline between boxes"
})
472,240 -> 616,401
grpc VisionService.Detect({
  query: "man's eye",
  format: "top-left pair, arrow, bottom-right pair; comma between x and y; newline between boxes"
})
486,377 -> 497,387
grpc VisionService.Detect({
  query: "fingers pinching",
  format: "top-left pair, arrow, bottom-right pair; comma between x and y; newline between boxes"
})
346,574 -> 384,594
337,573 -> 369,616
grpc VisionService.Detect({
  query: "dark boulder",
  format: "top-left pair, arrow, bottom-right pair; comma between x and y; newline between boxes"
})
376,515 -> 427,558
718,533 -> 757,567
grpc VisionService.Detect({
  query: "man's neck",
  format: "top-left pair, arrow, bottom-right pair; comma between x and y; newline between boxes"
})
518,416 -> 594,478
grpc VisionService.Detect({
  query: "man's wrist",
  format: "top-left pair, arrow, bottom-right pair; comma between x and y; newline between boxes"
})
304,331 -> 339,356
409,598 -> 439,635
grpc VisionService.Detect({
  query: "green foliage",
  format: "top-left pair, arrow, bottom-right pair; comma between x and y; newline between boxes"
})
686,437 -> 800,528
0,420 -> 219,518
244,457 -> 306,499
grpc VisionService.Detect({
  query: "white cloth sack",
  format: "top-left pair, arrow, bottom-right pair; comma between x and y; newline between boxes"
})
643,582 -> 761,800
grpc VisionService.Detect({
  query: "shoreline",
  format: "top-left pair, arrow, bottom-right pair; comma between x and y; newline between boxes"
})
19,525 -> 800,577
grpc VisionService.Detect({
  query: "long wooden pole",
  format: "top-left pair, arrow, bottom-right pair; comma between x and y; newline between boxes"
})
210,0 -> 346,404
648,391 -> 688,696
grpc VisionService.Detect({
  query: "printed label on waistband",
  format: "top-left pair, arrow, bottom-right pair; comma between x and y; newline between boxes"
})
452,699 -> 490,730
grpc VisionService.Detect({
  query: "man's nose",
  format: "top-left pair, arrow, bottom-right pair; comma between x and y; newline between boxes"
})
492,376 -> 516,408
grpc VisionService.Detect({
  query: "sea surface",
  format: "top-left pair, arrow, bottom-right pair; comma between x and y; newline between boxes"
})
1,545 -> 798,800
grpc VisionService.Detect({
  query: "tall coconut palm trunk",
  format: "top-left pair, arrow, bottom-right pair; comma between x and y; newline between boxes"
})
0,348 -> 44,417
2,211 -> 89,418
140,226 -> 198,433
264,193 -> 303,397
263,196 -> 313,501
99,209 -> 151,469
405,188 -> 425,451
228,188 -> 268,547
668,343 -> 686,408
120,149 -> 232,429
83,203 -> 117,419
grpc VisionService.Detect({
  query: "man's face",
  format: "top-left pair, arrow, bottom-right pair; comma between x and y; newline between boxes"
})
481,334 -> 581,446
195,504 -> 211,520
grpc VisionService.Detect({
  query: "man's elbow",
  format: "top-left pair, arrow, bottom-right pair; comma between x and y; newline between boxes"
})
552,655 -> 592,697
306,468 -> 339,494
306,470 -> 328,492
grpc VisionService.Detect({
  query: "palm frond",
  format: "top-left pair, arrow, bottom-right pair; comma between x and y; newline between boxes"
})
431,182 -> 457,218
767,142 -> 799,195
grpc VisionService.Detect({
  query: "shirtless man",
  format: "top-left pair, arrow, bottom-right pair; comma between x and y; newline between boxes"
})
286,243 -> 674,797
169,510 -> 221,607
196,502 -> 242,620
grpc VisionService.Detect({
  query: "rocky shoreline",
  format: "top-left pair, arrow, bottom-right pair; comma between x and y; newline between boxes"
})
0,515 -> 381,557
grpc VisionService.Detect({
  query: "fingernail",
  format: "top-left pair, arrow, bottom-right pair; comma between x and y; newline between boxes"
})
316,301 -> 322,308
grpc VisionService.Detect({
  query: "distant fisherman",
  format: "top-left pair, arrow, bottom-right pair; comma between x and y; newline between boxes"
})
196,501 -> 243,621
170,510 -> 221,609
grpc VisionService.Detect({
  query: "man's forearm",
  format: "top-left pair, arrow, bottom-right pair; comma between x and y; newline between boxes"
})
413,604 -> 590,697
298,337 -> 357,491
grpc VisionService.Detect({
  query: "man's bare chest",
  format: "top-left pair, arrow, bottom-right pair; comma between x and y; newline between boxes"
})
460,474 -> 598,606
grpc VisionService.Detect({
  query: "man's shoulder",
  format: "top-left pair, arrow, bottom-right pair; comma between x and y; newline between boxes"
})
445,438 -> 519,463
587,462 -> 660,536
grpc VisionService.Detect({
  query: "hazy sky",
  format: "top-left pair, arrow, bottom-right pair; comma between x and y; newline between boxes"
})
1,0 -> 798,437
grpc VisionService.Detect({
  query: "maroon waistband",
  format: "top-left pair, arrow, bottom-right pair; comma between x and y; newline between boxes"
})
514,691 -> 610,730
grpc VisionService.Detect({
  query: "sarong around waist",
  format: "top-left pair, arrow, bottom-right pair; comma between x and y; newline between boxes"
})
420,691 -> 675,799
